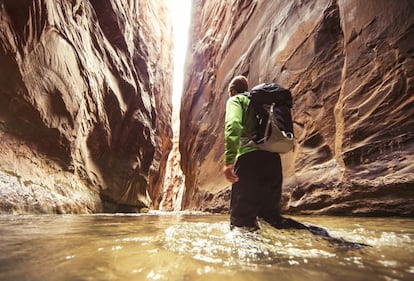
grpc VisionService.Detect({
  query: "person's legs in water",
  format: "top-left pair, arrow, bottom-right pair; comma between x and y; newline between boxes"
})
230,151 -> 268,230
230,150 -> 307,231
231,150 -> 285,231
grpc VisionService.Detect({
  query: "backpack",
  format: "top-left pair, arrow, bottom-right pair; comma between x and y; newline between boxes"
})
242,83 -> 294,153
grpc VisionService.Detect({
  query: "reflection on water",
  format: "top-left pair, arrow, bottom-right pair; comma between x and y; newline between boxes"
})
0,213 -> 413,281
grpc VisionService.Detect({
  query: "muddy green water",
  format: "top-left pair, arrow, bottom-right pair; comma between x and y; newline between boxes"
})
0,213 -> 413,281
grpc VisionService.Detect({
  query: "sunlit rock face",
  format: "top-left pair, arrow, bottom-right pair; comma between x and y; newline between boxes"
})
159,115 -> 186,211
180,0 -> 414,215
0,0 -> 173,213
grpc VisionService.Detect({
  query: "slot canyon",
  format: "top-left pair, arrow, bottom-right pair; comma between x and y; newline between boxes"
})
0,0 -> 413,216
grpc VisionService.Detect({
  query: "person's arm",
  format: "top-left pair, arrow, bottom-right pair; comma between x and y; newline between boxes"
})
223,97 -> 243,182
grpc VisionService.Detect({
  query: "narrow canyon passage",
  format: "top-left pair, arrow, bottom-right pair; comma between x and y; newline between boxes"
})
158,0 -> 192,211
0,1 -> 413,280
0,0 -> 413,216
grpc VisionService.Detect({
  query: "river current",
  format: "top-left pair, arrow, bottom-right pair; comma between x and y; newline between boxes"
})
0,213 -> 413,281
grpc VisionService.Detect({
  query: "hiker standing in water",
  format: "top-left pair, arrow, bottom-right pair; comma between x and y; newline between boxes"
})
223,75 -> 289,230
222,75 -> 370,249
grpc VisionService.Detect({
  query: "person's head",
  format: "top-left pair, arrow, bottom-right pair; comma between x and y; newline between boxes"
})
228,75 -> 249,97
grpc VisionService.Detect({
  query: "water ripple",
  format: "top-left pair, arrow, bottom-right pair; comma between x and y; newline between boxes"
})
163,221 -> 337,268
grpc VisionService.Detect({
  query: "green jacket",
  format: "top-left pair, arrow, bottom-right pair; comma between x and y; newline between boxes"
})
224,93 -> 257,165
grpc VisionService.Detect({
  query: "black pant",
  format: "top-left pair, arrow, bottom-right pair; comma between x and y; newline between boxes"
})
230,150 -> 282,228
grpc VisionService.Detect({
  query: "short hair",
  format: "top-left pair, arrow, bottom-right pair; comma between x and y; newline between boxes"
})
228,75 -> 249,93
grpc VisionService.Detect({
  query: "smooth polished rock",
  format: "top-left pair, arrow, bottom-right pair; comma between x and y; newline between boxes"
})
0,0 -> 173,213
179,0 -> 414,215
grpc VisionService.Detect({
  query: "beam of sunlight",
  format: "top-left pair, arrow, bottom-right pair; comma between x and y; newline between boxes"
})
165,0 -> 192,112
159,0 -> 192,211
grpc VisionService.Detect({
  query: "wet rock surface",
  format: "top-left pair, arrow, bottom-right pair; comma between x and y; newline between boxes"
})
180,0 -> 414,215
0,0 -> 173,213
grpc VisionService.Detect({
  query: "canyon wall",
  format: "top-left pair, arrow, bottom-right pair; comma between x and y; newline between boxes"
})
0,0 -> 173,213
180,0 -> 414,215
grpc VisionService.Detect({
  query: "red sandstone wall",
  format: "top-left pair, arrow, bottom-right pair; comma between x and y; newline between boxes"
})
0,0 -> 173,213
180,0 -> 414,215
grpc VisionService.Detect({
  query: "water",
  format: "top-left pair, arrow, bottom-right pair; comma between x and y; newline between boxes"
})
0,213 -> 413,281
